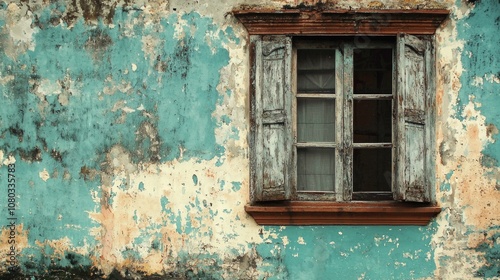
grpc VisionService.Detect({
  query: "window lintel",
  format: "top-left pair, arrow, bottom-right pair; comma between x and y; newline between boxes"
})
233,9 -> 449,35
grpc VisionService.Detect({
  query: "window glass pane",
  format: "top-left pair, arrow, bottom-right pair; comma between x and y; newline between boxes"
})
354,48 -> 392,94
297,148 -> 335,192
353,100 -> 392,143
297,49 -> 335,93
297,98 -> 335,142
353,148 -> 391,192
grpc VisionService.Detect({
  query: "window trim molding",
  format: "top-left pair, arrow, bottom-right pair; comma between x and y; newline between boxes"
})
233,9 -> 449,36
245,201 -> 442,226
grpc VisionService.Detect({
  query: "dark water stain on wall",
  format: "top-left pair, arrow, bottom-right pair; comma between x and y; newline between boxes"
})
474,229 -> 500,278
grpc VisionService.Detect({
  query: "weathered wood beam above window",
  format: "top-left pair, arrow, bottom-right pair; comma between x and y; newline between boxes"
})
233,9 -> 449,35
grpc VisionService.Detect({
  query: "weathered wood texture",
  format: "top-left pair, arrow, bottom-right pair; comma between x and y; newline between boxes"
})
245,201 -> 441,225
251,35 -> 293,202
395,34 -> 434,202
233,9 -> 449,35
334,48 -> 344,202
342,45 -> 354,201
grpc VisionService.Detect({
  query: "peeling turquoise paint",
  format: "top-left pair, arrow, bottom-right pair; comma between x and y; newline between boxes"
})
474,228 -> 500,278
221,115 -> 231,125
256,225 -> 438,279
0,9 -> 233,170
440,171 -> 453,192
0,3 -> 236,275
452,1 -> 500,277
456,0 -> 500,169
231,181 -> 241,191
1,158 -> 98,273
160,196 -> 169,213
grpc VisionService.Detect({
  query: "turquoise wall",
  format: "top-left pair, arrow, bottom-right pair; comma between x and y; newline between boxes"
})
451,0 -> 500,278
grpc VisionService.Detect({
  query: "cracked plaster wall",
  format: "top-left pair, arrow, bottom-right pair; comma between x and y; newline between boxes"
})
0,0 -> 499,279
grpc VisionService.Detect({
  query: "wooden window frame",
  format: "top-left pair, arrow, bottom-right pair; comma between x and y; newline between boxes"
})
293,38 -> 396,202
234,9 -> 448,225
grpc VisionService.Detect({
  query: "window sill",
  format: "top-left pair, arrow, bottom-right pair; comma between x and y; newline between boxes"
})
245,201 -> 441,226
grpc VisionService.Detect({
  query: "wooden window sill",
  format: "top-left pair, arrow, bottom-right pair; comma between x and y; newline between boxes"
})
245,201 -> 441,225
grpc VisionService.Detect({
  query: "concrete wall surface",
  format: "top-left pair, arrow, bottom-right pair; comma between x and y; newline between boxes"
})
0,0 -> 499,279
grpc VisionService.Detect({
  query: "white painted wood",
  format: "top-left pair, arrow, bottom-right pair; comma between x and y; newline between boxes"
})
343,45 -> 354,201
251,35 -> 293,202
395,34 -> 434,203
296,93 -> 336,99
334,48 -> 344,201
295,142 -> 337,148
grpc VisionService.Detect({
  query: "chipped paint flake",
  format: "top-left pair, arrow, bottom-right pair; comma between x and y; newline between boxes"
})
39,168 -> 50,181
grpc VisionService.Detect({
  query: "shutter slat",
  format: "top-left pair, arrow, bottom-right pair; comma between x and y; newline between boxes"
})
251,35 -> 293,202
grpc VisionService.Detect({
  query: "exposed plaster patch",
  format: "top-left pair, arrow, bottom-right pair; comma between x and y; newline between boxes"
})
0,74 -> 15,85
173,13 -> 189,40
471,76 -> 483,87
2,155 -> 16,165
484,73 -> 500,84
89,155 -> 255,276
297,237 -> 306,245
39,168 -> 50,181
37,79 -> 61,97
8,14 -> 35,44
0,224 -> 28,272
471,73 -> 500,88
0,3 -> 37,59
281,236 -> 289,246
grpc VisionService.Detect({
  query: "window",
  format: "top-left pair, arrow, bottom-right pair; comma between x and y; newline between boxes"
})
295,38 -> 395,202
235,9 -> 448,225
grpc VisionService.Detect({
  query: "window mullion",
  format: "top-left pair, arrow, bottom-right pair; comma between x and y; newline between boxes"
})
334,48 -> 344,201
343,44 -> 354,201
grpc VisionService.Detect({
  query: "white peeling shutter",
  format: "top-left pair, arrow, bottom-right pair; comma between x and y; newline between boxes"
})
395,34 -> 435,203
250,35 -> 293,202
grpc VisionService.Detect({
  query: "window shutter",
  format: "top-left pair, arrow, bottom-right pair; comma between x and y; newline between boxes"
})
395,34 -> 435,203
250,35 -> 293,202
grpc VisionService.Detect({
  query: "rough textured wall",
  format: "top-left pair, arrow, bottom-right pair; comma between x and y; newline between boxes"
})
435,0 -> 500,278
0,0 -> 498,279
